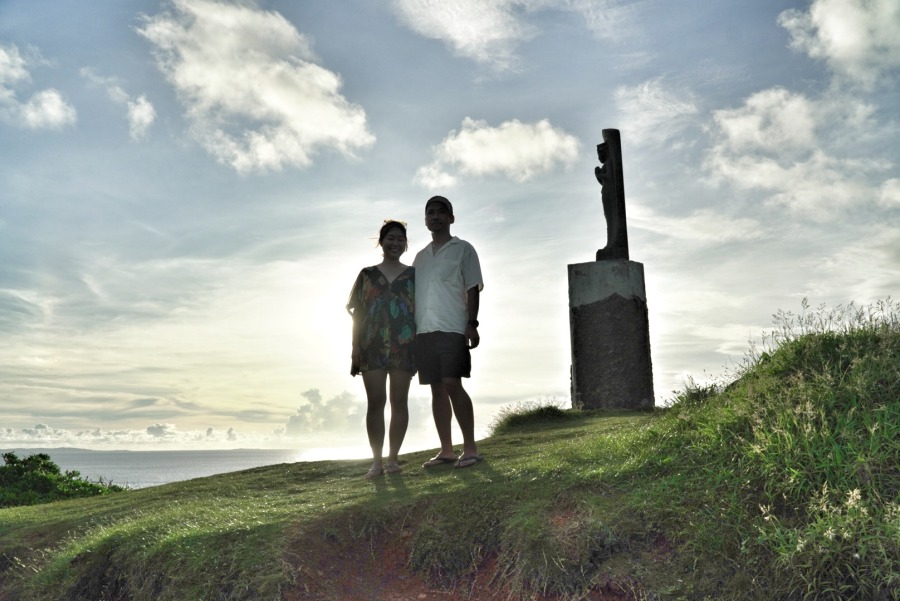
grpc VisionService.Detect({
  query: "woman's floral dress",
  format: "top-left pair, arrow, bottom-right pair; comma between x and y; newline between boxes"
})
346,266 -> 416,373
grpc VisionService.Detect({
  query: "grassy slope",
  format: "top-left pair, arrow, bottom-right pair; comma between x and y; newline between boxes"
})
0,413 -> 660,600
1,303 -> 897,600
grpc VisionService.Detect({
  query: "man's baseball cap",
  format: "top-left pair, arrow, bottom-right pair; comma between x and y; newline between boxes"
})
425,195 -> 453,215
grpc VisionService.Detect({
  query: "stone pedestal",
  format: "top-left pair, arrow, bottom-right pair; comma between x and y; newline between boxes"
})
568,260 -> 654,410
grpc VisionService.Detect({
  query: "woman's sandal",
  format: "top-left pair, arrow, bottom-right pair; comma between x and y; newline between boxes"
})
365,466 -> 384,480
384,463 -> 403,474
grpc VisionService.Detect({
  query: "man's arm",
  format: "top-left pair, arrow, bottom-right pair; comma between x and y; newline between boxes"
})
465,286 -> 480,349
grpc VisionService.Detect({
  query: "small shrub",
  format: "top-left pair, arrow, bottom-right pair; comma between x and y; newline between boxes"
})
670,375 -> 721,408
0,452 -> 124,507
489,398 -> 569,435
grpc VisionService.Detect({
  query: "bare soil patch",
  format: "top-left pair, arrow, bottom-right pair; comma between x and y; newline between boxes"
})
283,527 -> 641,601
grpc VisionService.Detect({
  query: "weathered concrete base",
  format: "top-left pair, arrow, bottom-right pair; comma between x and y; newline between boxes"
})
568,260 -> 654,410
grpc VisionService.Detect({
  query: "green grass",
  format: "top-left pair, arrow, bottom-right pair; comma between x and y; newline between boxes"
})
1,299 -> 897,600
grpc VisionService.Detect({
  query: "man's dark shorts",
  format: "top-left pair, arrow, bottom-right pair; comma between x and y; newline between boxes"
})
416,332 -> 471,384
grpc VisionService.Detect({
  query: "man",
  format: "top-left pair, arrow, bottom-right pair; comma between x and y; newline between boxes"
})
414,195 -> 484,468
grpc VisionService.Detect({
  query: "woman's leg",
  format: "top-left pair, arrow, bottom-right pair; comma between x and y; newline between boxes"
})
362,369 -> 388,477
385,369 -> 412,468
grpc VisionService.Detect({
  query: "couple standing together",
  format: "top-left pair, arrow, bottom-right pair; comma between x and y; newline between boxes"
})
347,195 -> 483,479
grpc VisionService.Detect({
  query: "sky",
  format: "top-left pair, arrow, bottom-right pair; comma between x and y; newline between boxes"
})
1,0 -> 898,454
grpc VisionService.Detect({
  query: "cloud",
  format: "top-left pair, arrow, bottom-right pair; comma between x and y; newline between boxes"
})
284,388 -> 362,436
779,0 -> 900,88
703,87 -> 891,219
0,289 -> 48,334
415,117 -> 580,188
389,0 -> 535,71
879,178 -> 900,207
19,90 -> 77,129
21,423 -> 65,439
127,96 -> 156,140
390,0 -> 634,71
81,68 -> 157,140
282,387 -> 436,445
615,78 -> 699,146
0,422 -> 257,448
708,88 -> 818,156
627,204 -> 765,244
566,0 -> 640,41
0,44 -> 76,130
137,0 -> 374,173
0,44 -> 29,88
146,423 -> 177,437
701,3 -> 900,222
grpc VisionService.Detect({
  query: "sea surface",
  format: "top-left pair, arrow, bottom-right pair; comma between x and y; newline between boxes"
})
1,447 -> 366,489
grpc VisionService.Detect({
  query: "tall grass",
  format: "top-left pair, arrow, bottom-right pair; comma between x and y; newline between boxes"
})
635,298 -> 899,600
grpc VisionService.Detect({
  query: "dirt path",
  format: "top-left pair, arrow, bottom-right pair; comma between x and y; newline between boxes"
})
282,529 -> 634,601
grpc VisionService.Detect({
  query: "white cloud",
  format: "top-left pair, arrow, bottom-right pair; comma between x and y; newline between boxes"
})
18,89 -> 77,129
415,117 -> 580,188
146,423 -> 177,437
0,44 -> 76,130
878,178 -> 900,207
138,0 -> 374,173
284,389 -> 362,436
799,223 -> 900,303
0,422 -> 248,448
21,423 -> 64,439
704,88 -> 890,219
701,3 -> 900,222
628,204 -> 765,244
0,44 -> 30,89
389,0 -> 534,71
81,68 -> 157,141
615,78 -> 699,146
779,0 -> 900,88
127,96 -> 156,140
390,0 -> 632,71
414,163 -> 459,189
567,0 -> 639,41
709,88 -> 817,156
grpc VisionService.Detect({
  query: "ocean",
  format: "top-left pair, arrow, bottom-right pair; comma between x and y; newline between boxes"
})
1,447 -> 369,489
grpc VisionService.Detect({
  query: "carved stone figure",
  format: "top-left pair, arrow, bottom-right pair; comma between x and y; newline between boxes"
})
594,129 -> 629,261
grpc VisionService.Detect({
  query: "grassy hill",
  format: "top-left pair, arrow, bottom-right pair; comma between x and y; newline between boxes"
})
1,300 -> 897,601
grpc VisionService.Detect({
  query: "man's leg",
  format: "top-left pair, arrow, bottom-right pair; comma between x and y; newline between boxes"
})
430,382 -> 456,457
443,377 -> 478,458
419,333 -> 457,466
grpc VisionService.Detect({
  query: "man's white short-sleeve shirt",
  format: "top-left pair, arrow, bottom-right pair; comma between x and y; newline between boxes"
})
413,237 -> 483,335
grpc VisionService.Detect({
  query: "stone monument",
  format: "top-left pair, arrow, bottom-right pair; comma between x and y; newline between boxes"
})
568,129 -> 654,410
594,129 -> 629,261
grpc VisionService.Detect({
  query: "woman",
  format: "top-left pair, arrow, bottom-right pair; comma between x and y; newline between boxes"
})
347,220 -> 416,479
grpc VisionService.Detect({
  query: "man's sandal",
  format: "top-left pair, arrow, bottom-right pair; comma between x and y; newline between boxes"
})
455,455 -> 484,468
422,455 -> 457,468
